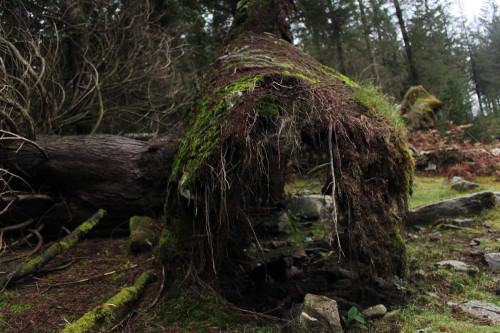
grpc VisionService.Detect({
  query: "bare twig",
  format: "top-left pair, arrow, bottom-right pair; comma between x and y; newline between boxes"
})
328,118 -> 344,257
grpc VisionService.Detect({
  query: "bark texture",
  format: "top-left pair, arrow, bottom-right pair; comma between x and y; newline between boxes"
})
0,135 -> 180,230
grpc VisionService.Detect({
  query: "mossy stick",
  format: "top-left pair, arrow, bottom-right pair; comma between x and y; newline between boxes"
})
60,269 -> 155,333
0,209 -> 106,289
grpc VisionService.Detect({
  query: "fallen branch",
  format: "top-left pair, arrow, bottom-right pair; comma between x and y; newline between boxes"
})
0,209 -> 106,289
60,269 -> 156,333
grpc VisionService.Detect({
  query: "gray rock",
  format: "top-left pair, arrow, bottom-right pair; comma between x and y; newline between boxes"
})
453,218 -> 480,227
299,294 -> 342,333
408,191 -> 498,225
436,260 -> 479,275
459,300 -> 500,323
361,304 -> 387,319
259,210 -> 291,233
287,194 -> 333,220
484,253 -> 500,270
496,192 -> 500,205
491,148 -> 500,157
451,179 -> 480,192
470,238 -> 482,246
428,232 -> 441,242
471,249 -> 484,257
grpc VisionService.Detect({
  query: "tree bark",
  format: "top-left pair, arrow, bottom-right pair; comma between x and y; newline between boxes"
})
0,134 -> 180,231
393,0 -> 419,85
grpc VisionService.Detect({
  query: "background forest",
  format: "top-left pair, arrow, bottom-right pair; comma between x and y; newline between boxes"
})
1,0 -> 499,142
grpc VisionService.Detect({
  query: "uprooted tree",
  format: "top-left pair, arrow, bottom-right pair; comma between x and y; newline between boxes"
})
1,0 -> 414,297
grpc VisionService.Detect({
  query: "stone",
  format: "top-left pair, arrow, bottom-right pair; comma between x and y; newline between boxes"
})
408,191 -> 498,225
287,194 -> 333,220
451,179 -> 480,192
484,253 -> 500,270
491,148 -> 500,157
470,249 -> 484,257
436,260 -> 479,275
470,238 -> 482,246
361,304 -> 387,319
414,225 -> 427,233
259,210 -> 291,233
459,300 -> 500,323
452,218 -> 479,227
452,176 -> 464,183
428,232 -> 441,242
496,192 -> 500,205
299,293 -> 342,333
129,216 -> 158,253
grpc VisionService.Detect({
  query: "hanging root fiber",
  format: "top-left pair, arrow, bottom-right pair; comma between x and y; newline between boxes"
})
165,0 -> 414,280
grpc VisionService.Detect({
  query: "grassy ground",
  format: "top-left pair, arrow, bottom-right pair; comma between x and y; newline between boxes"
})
1,175 -> 499,332
370,175 -> 500,332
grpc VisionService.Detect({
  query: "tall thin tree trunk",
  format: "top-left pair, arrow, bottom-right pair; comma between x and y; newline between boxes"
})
357,0 -> 380,83
392,0 -> 419,85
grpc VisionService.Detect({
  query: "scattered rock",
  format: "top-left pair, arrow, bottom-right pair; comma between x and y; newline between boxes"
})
470,249 -> 484,258
414,225 -> 427,233
408,257 -> 419,270
491,148 -> 500,157
428,232 -> 441,242
470,238 -> 482,246
259,210 -> 292,233
129,216 -> 158,253
407,233 -> 419,241
299,294 -> 342,333
408,191 -> 498,225
442,224 -> 467,230
496,192 -> 500,205
361,304 -> 387,319
436,260 -> 479,275
453,218 -> 480,227
459,300 -> 500,323
451,179 -> 480,192
287,194 -> 333,220
484,253 -> 500,270
293,247 -> 307,259
485,223 -> 492,229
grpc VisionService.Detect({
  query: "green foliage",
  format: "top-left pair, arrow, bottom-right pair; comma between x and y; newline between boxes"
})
341,306 -> 367,332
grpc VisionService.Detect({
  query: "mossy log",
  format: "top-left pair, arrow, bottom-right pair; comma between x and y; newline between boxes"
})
165,0 -> 414,279
0,134 -> 179,231
0,209 -> 106,289
61,269 -> 155,333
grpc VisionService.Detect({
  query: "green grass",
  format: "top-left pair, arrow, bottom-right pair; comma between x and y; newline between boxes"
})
410,176 -> 500,208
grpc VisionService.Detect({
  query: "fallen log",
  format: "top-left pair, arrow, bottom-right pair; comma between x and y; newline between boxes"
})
0,134 -> 180,230
407,191 -> 498,225
0,209 -> 105,289
60,269 -> 155,333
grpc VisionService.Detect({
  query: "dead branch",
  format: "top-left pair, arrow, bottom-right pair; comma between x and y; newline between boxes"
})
60,269 -> 156,333
0,209 -> 106,289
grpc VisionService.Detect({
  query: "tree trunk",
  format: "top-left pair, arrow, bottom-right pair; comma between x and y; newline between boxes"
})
357,0 -> 380,83
0,134 -> 180,231
393,0 -> 419,85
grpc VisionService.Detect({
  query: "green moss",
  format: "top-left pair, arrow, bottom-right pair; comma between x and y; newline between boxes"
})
158,229 -> 177,263
61,269 -> 155,333
256,94 -> 279,118
389,225 -> 408,278
168,74 -> 263,202
129,216 -> 158,253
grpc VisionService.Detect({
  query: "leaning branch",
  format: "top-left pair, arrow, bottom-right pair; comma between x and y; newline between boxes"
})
0,209 -> 106,289
60,269 -> 156,333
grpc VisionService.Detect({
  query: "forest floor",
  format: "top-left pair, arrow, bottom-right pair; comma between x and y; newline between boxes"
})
0,176 -> 499,332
